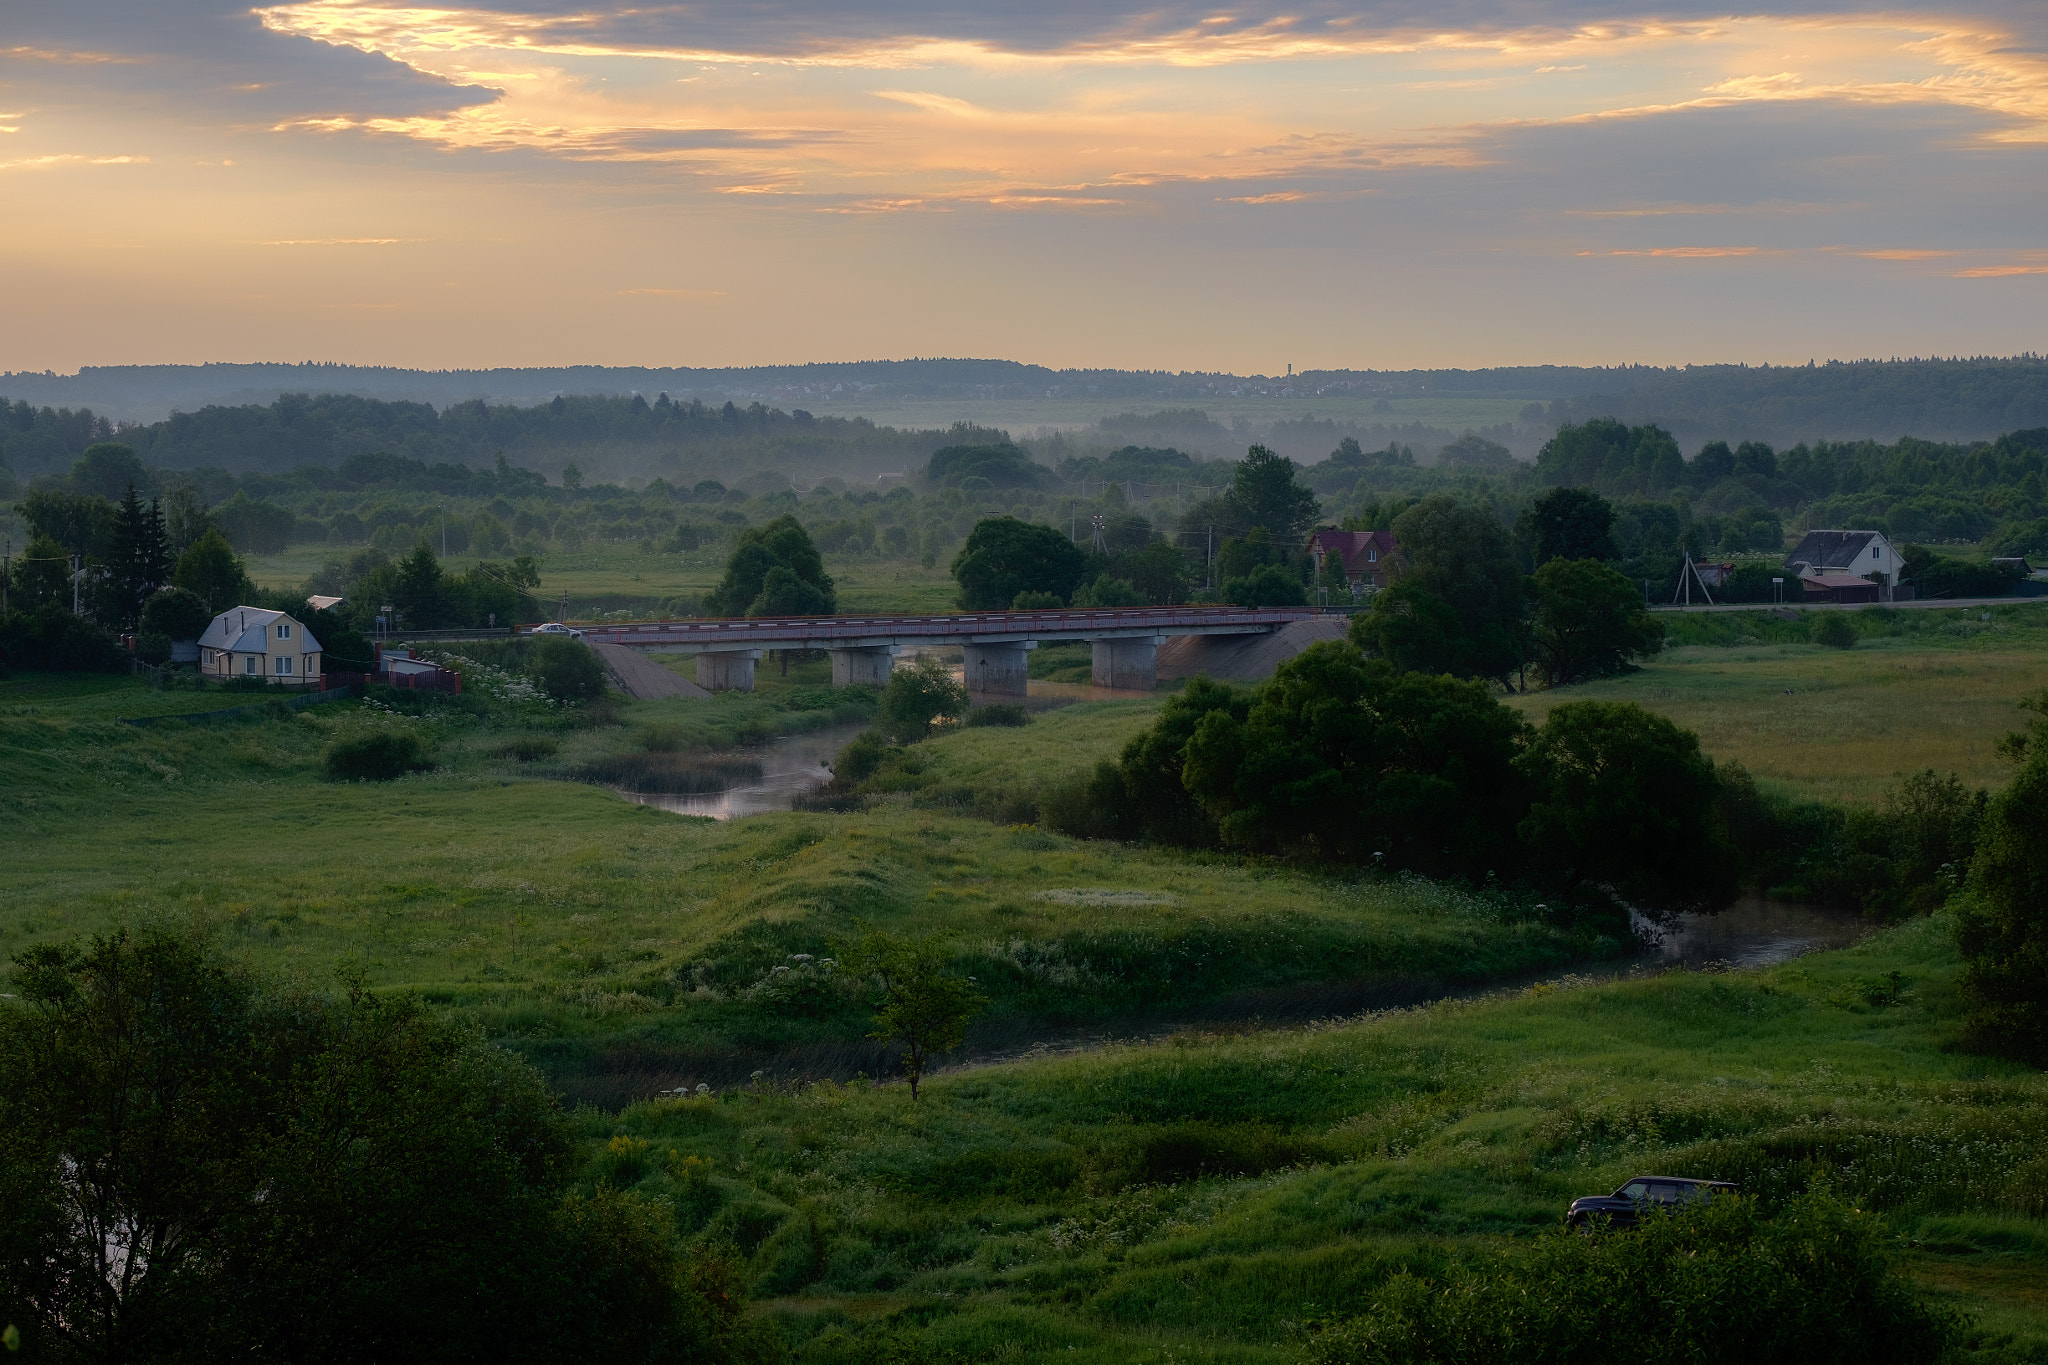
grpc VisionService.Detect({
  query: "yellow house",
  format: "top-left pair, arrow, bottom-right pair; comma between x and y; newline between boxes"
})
197,606 -> 324,685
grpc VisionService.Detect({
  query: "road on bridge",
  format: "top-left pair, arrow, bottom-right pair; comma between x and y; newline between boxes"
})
551,605 -> 1321,694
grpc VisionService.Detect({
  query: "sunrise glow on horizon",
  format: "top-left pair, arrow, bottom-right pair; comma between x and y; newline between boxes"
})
4,0 -> 2046,373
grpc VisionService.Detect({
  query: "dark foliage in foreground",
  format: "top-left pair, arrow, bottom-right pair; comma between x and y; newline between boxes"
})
1955,692 -> 2048,1065
1302,1191 -> 1959,1365
0,927 -> 774,1364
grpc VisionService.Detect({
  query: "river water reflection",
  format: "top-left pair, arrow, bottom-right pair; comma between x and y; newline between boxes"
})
616,722 -> 869,820
1644,896 -> 1874,968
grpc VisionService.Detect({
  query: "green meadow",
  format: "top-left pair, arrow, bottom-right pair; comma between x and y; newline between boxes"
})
0,674 -> 1601,1111
7,598 -> 2048,1361
1509,603 -> 2048,805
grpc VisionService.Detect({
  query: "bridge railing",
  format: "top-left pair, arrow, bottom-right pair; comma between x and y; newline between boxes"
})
565,605 -> 1318,646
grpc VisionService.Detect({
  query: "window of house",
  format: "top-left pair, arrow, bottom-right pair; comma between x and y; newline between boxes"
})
277,622 -> 292,639
277,656 -> 293,675
244,656 -> 258,674
1368,546 -> 1378,562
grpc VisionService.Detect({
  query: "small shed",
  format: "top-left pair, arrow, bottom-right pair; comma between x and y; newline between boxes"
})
1801,573 -> 1882,605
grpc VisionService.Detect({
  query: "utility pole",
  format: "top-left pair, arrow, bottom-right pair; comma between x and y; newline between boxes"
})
72,555 -> 81,615
3,535 -> 10,615
1207,526 -> 1214,589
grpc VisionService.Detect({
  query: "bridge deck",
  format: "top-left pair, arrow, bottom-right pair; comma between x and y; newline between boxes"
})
570,606 -> 1319,652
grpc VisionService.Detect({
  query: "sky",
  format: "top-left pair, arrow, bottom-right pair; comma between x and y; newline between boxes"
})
3,0 -> 2046,374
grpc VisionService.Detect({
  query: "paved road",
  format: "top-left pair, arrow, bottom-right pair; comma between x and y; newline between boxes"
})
1650,595 -> 2048,614
589,642 -> 711,700
570,604 -> 1319,652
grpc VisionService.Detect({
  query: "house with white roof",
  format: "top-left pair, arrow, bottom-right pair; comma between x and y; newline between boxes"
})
198,606 -> 324,685
1784,530 -> 1901,600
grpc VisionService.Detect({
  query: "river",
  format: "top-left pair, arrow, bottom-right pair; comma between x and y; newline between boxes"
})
614,721 -> 870,820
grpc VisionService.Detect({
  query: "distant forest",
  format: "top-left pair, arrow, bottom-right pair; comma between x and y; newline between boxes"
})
1,354 -> 2043,444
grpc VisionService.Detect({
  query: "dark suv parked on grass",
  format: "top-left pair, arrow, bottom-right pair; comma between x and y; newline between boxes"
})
1567,1176 -> 1739,1230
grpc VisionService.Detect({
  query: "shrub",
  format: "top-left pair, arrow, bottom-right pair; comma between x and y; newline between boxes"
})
876,655 -> 968,744
324,731 -> 434,781
0,607 -> 128,673
1011,589 -> 1063,610
494,737 -> 559,762
1302,1192 -> 1958,1365
135,631 -> 173,666
964,703 -> 1030,727
532,637 -> 607,702
1810,612 -> 1858,648
139,585 -> 213,641
1220,562 -> 1308,607
829,730 -> 893,784
1955,692 -> 2048,1064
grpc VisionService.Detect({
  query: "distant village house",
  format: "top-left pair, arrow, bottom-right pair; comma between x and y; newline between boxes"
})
1307,528 -> 1402,592
1784,530 -> 1899,604
198,607 -> 323,684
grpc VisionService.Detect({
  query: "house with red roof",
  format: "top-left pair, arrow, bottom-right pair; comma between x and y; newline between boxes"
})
1306,528 -> 1402,592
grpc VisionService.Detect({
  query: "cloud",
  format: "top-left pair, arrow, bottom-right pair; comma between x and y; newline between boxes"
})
0,153 -> 148,170
1954,263 -> 2048,277
257,236 -> 419,244
1588,246 -> 1770,257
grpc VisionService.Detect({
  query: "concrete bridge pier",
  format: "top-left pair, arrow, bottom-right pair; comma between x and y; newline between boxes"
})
695,649 -> 762,692
1091,636 -> 1164,691
964,641 -> 1034,696
831,645 -> 897,687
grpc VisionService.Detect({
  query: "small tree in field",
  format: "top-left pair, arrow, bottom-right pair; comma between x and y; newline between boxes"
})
876,655 -> 968,743
849,933 -> 985,1100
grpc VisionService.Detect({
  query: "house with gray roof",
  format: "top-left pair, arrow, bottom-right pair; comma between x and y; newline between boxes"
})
197,606 -> 324,685
1784,530 -> 1900,599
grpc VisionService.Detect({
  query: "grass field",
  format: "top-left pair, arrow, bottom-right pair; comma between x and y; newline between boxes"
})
584,913 -> 2048,1362
0,674 -> 1605,1110
244,543 -> 966,617
1510,605 -> 2048,805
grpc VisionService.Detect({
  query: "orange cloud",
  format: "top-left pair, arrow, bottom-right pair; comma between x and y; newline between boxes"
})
1954,264 -> 2048,277
1590,247 -> 1769,258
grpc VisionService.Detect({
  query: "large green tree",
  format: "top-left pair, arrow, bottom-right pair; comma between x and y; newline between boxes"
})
1954,694 -> 2048,1064
0,927 -> 761,1364
1530,558 -> 1664,686
1520,486 -> 1618,567
104,484 -> 172,628
1225,444 -> 1321,543
950,516 -> 1086,610
69,442 -> 152,502
170,529 -> 251,614
705,514 -> 836,616
1516,701 -> 1737,914
1180,641 -> 1533,872
1350,495 -> 1528,685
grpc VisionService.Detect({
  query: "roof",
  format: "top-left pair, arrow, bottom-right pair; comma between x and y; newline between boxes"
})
1785,529 -> 1886,571
198,606 -> 322,654
1308,528 -> 1399,572
306,594 -> 345,612
1803,572 -> 1880,589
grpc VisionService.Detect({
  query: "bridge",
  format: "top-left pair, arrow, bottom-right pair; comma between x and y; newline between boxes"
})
561,606 -> 1320,693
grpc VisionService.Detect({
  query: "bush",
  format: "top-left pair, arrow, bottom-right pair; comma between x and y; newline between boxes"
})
1303,1192 -> 1958,1365
1011,590 -> 1063,610
1955,693 -> 2048,1064
1220,562 -> 1308,607
495,737 -> 559,762
139,585 -> 213,641
964,703 -> 1030,727
876,655 -> 968,743
324,731 -> 434,781
135,631 -> 173,666
0,607 -> 128,673
532,637 -> 607,702
1811,613 -> 1859,648
1071,575 -> 1147,608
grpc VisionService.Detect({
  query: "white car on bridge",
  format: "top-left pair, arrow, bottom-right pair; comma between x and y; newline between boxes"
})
531,622 -> 585,640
